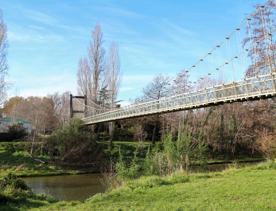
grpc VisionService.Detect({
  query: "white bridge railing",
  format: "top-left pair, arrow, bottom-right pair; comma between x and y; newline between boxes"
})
82,73 -> 276,125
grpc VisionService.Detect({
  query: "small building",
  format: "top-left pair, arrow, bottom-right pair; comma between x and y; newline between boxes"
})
0,117 -> 33,134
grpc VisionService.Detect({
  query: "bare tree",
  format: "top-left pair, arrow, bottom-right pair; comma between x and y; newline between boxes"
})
172,70 -> 191,94
77,25 -> 105,116
142,74 -> 171,144
143,74 -> 171,101
77,57 -> 91,98
163,69 -> 192,137
195,76 -> 218,90
106,42 -> 121,145
11,97 -> 58,134
0,11 -> 7,105
51,92 -> 70,125
106,42 -> 121,107
244,0 -> 276,77
89,24 -> 105,103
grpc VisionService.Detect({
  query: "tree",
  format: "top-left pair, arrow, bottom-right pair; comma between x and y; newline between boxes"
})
106,43 -> 121,143
172,70 -> 191,94
50,92 -> 70,125
141,74 -> 171,144
0,11 -> 7,105
143,74 -> 171,101
88,24 -> 105,103
3,96 -> 24,116
77,57 -> 91,99
77,25 -> 106,116
106,43 -> 121,107
163,69 -> 192,137
244,0 -> 276,77
9,97 -> 58,134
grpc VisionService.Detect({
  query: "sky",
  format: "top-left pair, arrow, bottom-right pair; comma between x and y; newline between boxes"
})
0,0 -> 264,104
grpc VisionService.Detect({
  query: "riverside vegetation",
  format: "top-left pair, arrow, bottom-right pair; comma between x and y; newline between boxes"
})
1,161 -> 275,210
0,119 -> 275,210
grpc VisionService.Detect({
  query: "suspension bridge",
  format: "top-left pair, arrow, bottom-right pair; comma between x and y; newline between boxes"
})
72,5 -> 276,125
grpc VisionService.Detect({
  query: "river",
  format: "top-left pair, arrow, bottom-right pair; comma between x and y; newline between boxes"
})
23,161 -> 261,201
23,174 -> 106,201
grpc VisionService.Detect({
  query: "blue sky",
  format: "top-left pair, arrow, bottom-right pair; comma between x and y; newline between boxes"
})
0,0 -> 263,103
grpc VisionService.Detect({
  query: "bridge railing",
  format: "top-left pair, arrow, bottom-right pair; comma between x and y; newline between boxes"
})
82,73 -> 276,124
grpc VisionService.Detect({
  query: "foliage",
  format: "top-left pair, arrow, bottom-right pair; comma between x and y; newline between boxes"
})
46,118 -> 103,163
7,123 -> 28,140
256,130 -> 276,160
0,123 -> 28,142
141,128 -> 207,176
0,173 -> 58,211
115,147 -> 140,179
0,173 -> 29,191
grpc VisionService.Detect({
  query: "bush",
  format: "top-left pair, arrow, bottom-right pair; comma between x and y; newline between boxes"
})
256,132 -> 276,160
140,129 -> 207,176
0,173 -> 30,191
115,148 -> 140,179
45,119 -> 103,163
0,124 -> 27,142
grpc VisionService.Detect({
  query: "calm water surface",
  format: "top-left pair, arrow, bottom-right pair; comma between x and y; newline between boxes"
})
23,174 -> 106,201
23,162 -> 261,201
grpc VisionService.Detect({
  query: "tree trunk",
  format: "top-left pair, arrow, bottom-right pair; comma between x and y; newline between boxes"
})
219,107 -> 225,153
108,121 -> 114,151
152,114 -> 159,145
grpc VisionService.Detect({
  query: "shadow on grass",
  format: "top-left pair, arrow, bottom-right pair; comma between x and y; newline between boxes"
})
0,193 -> 56,211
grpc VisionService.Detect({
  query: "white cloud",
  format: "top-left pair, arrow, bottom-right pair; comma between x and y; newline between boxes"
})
7,73 -> 77,98
94,5 -> 144,19
20,8 -> 58,26
8,29 -> 64,44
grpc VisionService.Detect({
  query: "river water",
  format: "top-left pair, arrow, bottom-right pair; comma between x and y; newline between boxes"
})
23,161 -> 261,201
23,174 -> 106,201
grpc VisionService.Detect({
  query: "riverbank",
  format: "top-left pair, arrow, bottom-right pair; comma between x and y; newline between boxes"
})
1,140 -> 275,210
3,160 -> 273,211
0,143 -> 94,179
0,141 -> 264,179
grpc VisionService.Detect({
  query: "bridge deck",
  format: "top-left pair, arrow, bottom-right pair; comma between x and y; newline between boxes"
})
82,73 -> 276,125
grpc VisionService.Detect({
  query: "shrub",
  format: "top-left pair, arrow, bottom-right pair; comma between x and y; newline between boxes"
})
142,130 -> 207,176
256,131 -> 276,160
7,124 -> 28,140
0,173 -> 30,191
45,119 -> 103,163
115,147 -> 140,180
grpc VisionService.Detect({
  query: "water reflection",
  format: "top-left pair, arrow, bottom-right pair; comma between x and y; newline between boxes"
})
23,174 -> 106,201
23,162 -> 261,201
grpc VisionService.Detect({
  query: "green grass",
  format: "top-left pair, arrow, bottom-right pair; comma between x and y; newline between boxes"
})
27,161 -> 276,211
0,144 -> 80,179
0,192 -> 58,211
